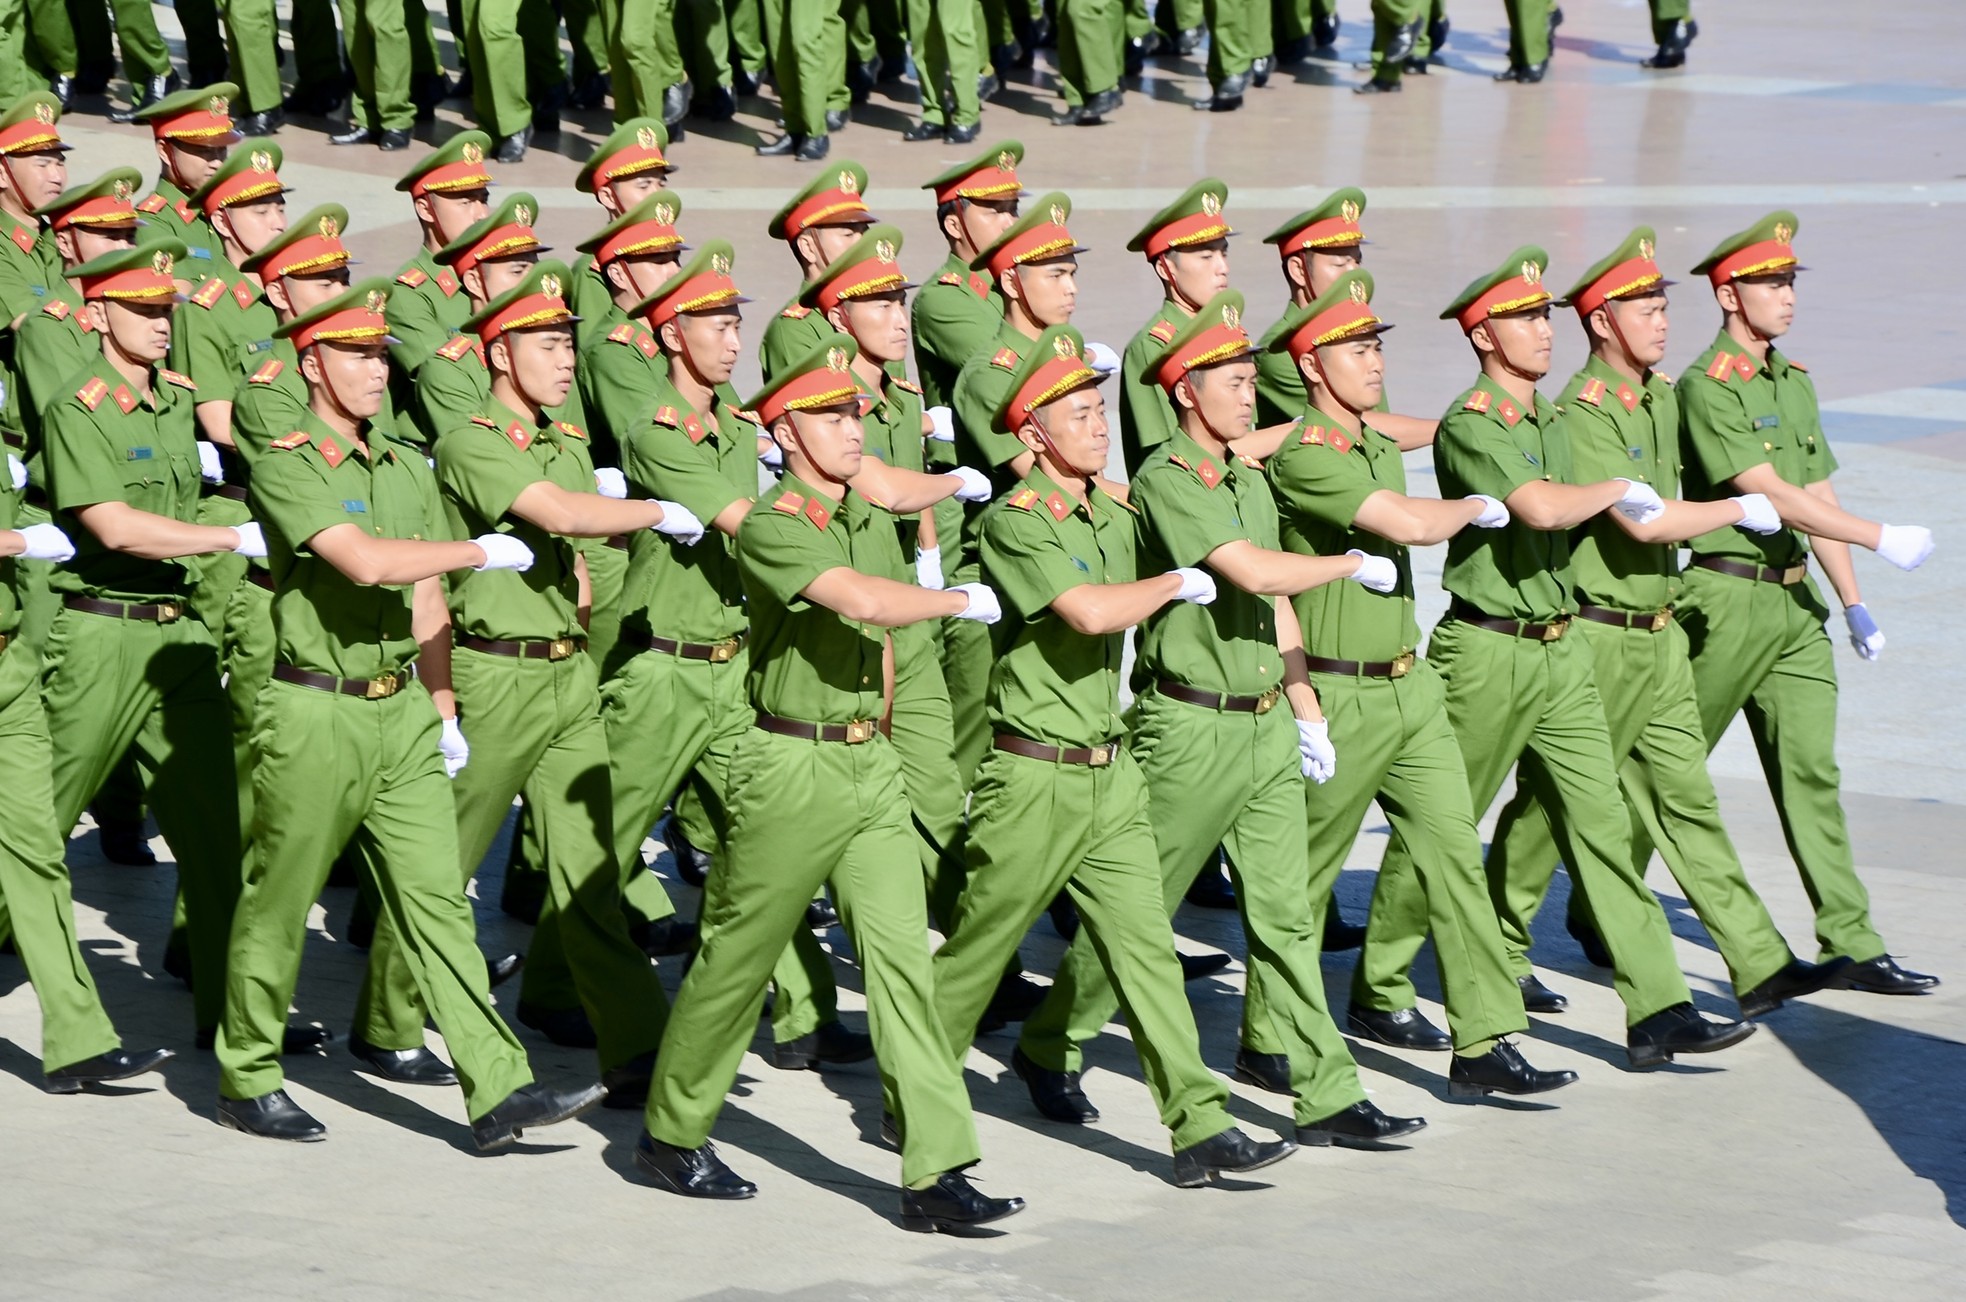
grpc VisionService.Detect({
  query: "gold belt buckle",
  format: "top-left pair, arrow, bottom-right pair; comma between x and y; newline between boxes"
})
0,632 -> 10,655
844,718 -> 875,743
1255,686 -> 1281,715
365,671 -> 401,700
1650,607 -> 1672,633
154,601 -> 182,623
548,637 -> 576,661
1780,564 -> 1807,585
1541,618 -> 1568,643
1088,743 -> 1114,767
1390,652 -> 1415,679
707,637 -> 740,663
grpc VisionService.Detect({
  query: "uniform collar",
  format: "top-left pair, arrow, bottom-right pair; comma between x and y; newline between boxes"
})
1709,327 -> 1785,378
775,471 -> 849,530
1470,372 -> 1542,428
1580,353 -> 1648,413
1019,465 -> 1100,523
1166,428 -> 1234,489
300,408 -> 394,469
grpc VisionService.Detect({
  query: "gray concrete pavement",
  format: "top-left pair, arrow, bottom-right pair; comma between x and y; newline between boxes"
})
3,1 -> 1965,1297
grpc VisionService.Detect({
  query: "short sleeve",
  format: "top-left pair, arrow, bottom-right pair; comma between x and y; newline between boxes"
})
952,355 -> 1022,470
1267,440 -> 1377,530
437,426 -> 545,527
1434,410 -> 1544,502
385,286 -> 445,373
1554,405 -> 1628,486
1132,468 -> 1242,569
981,504 -> 1087,619
912,282 -> 997,369
737,508 -> 837,608
43,403 -> 126,511
1677,376 -> 1770,486
250,448 -> 348,555
622,419 -> 749,523
172,305 -> 239,403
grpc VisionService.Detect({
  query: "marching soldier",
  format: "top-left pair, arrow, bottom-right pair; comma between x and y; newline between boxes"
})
900,0 -> 983,143
1669,212 -> 1939,994
569,119 -> 674,352
214,277 -> 605,1145
132,83 -> 238,276
387,132 -> 495,427
16,169 -> 143,448
1641,5 -> 1698,68
574,194 -> 688,463
1051,2 -> 1124,125
636,330 -> 1025,1236
0,93 -> 65,459
759,162 -> 877,380
754,0 -> 846,160
1117,178 -> 1231,476
1356,2 -> 1449,94
912,143 -> 1021,414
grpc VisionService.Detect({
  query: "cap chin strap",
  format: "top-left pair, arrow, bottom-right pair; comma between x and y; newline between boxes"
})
954,200 -> 983,264
1027,411 -> 1095,483
307,344 -> 367,430
1598,300 -> 1650,378
1481,320 -> 1542,385
1179,376 -> 1239,450
1306,352 -> 1363,425
1161,257 -> 1205,315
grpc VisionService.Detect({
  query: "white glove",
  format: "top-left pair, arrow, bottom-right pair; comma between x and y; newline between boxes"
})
915,545 -> 945,590
1171,566 -> 1217,605
948,465 -> 992,503
758,437 -> 784,470
197,441 -> 224,484
230,521 -> 267,558
651,500 -> 706,546
1296,718 -> 1336,784
15,521 -> 74,561
1875,523 -> 1934,571
926,405 -> 955,443
1612,478 -> 1666,524
593,466 -> 627,499
950,582 -> 1002,624
1844,603 -> 1885,662
1726,492 -> 1781,535
1346,549 -> 1398,594
1085,341 -> 1121,375
472,532 -> 535,571
438,716 -> 470,778
6,452 -> 24,490
1466,494 -> 1510,528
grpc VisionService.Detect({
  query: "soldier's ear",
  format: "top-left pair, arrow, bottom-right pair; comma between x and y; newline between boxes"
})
823,302 -> 851,334
603,259 -> 631,295
298,346 -> 324,387
1171,375 -> 1199,413
488,336 -> 510,375
210,208 -> 236,245
82,299 -> 109,333
1468,321 -> 1495,356
52,227 -> 76,266
657,317 -> 682,355
1283,252 -> 1311,296
1713,281 -> 1741,316
263,278 -> 291,315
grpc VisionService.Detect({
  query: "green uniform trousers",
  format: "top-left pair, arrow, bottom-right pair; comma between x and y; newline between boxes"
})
1367,0 -> 1444,84
760,0 -> 841,137
1021,692 -> 1369,1125
1274,0 -> 1339,46
366,648 -> 666,1069
939,590 -> 992,788
599,643 -> 837,1041
726,0 -> 765,75
1056,0 -> 1123,105
1124,0 -> 1201,40
23,0 -> 74,75
1502,0 -> 1552,65
906,0 -> 981,128
1357,620 -> 1692,1026
191,490 -> 251,632
1485,616 -> 1795,995
220,575 -> 274,853
672,0 -> 736,94
0,642 -> 121,1072
608,0 -> 684,120
221,1 -> 282,113
175,0 -> 226,79
1202,0 -> 1266,82
462,0 -> 564,138
645,728 -> 981,1189
1650,0 -> 1691,42
582,538 -> 629,678
1671,567 -> 1883,963
889,620 -> 968,928
934,746 -> 1237,1152
219,678 -> 534,1118
563,0 -> 609,82
340,0 -> 417,131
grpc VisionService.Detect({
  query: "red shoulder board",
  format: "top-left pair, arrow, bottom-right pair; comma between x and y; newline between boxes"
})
1196,457 -> 1223,488
9,224 -> 33,254
1786,358 -> 1808,372
893,377 -> 921,394
1732,353 -> 1756,380
1705,352 -> 1735,381
504,420 -> 532,450
968,273 -> 991,299
1463,389 -> 1493,414
317,434 -> 346,468
136,194 -> 168,214
435,269 -> 459,297
174,201 -> 195,225
1236,453 -> 1264,470
76,377 -> 109,410
682,412 -> 706,443
772,491 -> 806,516
1614,383 -> 1638,413
435,334 -> 477,362
1008,488 -> 1040,511
1168,453 -> 1192,472
652,405 -> 680,427
556,421 -> 587,441
636,331 -> 657,358
159,369 -> 196,392
1576,378 -> 1606,407
190,278 -> 227,309
1148,319 -> 1176,343
803,496 -> 831,530
991,347 -> 1017,370
396,266 -> 429,288
269,429 -> 310,450
606,323 -> 635,344
780,304 -> 811,319
249,358 -> 284,385
1045,492 -> 1071,521
231,280 -> 257,310
111,384 -> 138,414
1300,424 -> 1324,445
41,298 -> 69,320
1495,398 -> 1521,427
469,413 -> 500,429
937,272 -> 962,286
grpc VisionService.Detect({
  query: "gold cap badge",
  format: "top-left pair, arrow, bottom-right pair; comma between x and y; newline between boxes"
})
319,214 -> 340,238
996,150 -> 1017,172
1052,333 -> 1079,359
838,170 -> 859,195
1348,278 -> 1369,304
874,238 -> 896,263
364,289 -> 388,313
710,252 -> 732,275
461,141 -> 484,164
151,250 -> 174,275
1773,221 -> 1793,244
250,149 -> 273,173
1340,199 -> 1361,223
1638,237 -> 1655,260
514,202 -> 533,227
33,100 -> 55,125
540,272 -> 563,298
1221,303 -> 1241,329
1520,260 -> 1542,285
652,202 -> 675,225
636,125 -> 658,149
112,178 -> 133,201
1201,191 -> 1222,217
826,346 -> 850,372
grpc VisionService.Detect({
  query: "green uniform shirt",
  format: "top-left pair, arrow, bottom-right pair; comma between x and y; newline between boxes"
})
759,297 -> 827,383
857,369 -> 928,570
1677,329 -> 1836,568
737,473 -> 887,724
617,375 -> 757,643
136,180 -> 221,274
1555,356 -> 1682,613
1435,375 -> 1573,623
1267,410 -> 1422,662
1131,431 -> 1286,696
437,397 -> 594,643
1118,299 -> 1190,475
14,284 -> 91,465
1,470 -> 20,635
0,209 -> 54,445
911,250 -> 1003,412
171,267 -> 281,487
1254,312 -> 1305,429
569,254 -> 615,354
43,360 -> 202,601
979,468 -> 1136,749
230,343 -> 309,466
250,408 -> 449,679
387,248 -> 469,375
950,317 -> 1033,481
577,306 -> 663,471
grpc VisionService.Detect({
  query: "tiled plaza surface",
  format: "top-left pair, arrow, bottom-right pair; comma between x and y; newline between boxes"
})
2,2 -> 1962,1297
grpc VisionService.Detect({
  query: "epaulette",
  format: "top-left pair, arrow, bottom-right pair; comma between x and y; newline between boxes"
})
652,405 -> 680,428
1235,453 -> 1264,470
937,272 -> 962,286
231,280 -> 257,310
606,323 -> 635,344
435,334 -> 478,362
1299,424 -> 1324,445
892,377 -> 921,395
1576,378 -> 1606,407
990,347 -> 1017,370
1168,453 -> 1192,472
1044,491 -> 1071,521
40,299 -> 69,320
396,266 -> 429,288
780,304 -> 811,319
1787,358 -> 1808,372
469,413 -> 500,429
1008,487 -> 1040,511
136,194 -> 167,214
269,429 -> 311,451
556,420 -> 587,441
159,368 -> 197,391
608,323 -> 658,358
248,358 -> 284,385
772,490 -> 806,516
76,377 -> 109,410
1148,319 -> 1176,344
189,278 -> 228,309
1704,351 -> 1758,383
1462,390 -> 1493,414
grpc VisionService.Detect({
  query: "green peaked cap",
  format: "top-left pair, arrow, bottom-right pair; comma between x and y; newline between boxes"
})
1441,245 -> 1551,327
1126,178 -> 1232,256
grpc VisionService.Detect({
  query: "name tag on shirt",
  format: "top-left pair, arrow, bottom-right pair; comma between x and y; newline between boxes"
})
341,499 -> 368,514
1752,415 -> 1780,431
1070,556 -> 1090,573
126,447 -> 154,461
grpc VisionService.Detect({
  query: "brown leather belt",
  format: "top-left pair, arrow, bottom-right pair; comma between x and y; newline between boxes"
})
603,533 -> 631,552
0,631 -> 9,655
1691,555 -> 1807,586
1448,599 -> 1570,642
1,429 -> 21,450
646,631 -> 745,662
1304,652 -> 1416,679
64,594 -> 184,623
21,485 -> 48,510
1576,603 -> 1674,633
994,733 -> 1120,767
272,661 -> 415,700
208,484 -> 249,502
1156,679 -> 1282,714
755,711 -> 878,744
457,632 -> 585,661
246,568 -> 275,591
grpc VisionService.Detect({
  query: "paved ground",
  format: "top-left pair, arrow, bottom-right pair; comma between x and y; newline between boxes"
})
3,2 -> 1965,1298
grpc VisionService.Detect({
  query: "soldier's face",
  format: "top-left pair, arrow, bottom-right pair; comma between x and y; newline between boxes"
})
420,188 -> 490,243
474,254 -> 535,303
1181,360 -> 1256,440
102,299 -> 174,363
281,268 -> 352,319
7,150 -> 66,212
1025,387 -> 1108,477
782,402 -> 864,482
1478,308 -> 1552,377
1160,241 -> 1230,309
1603,293 -> 1669,367
1009,257 -> 1077,326
811,223 -> 865,268
1306,246 -> 1361,298
312,342 -> 389,420
669,309 -> 742,384
603,173 -> 665,214
955,197 -> 1018,253
63,223 -> 136,267
835,292 -> 908,364
1310,336 -> 1385,413
1722,273 -> 1795,340
163,139 -> 227,191
608,251 -> 682,302
220,197 -> 288,256
501,326 -> 576,409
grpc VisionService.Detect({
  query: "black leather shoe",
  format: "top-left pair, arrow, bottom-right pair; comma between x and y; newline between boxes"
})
1172,1126 -> 1295,1187
196,1024 -> 332,1054
1354,76 -> 1402,95
1323,912 -> 1367,952
846,57 -> 878,104
284,81 -> 347,116
348,1035 -> 456,1086
660,81 -> 689,128
901,1171 -> 1025,1233
45,1047 -> 173,1093
1313,13 -> 1342,47
1347,1004 -> 1451,1051
977,69 -> 1001,101
329,124 -> 378,146
805,896 -> 840,930
601,1050 -> 656,1109
1250,54 -> 1273,88
732,66 -> 761,96
472,1081 -> 607,1150
95,812 -> 155,866
824,108 -> 848,131
1404,57 -> 1430,74
1047,892 -> 1080,941
1123,35 -> 1152,78
217,1089 -> 326,1141
517,1001 -> 598,1049
693,85 -> 736,120
486,951 -> 524,989
377,128 -> 412,152
1626,1003 -> 1756,1069
1495,60 -> 1548,83
1079,86 -> 1122,122
945,121 -> 980,144
1566,909 -> 1613,967
1174,25 -> 1204,56
636,1134 -> 756,1198
1179,951 -> 1231,981
493,127 -> 530,162
108,73 -> 172,123
630,916 -> 698,959
1429,14 -> 1451,50
50,73 -> 73,112
1640,19 -> 1698,69
1385,18 -> 1423,65
1449,1039 -> 1577,1098
567,71 -> 610,110
1232,1048 -> 1292,1095
796,133 -> 831,161
1186,858 -> 1236,909
1834,954 -> 1940,996
662,812 -> 711,887
1011,1045 -> 1098,1123
1738,956 -> 1851,1019
1297,1100 -> 1427,1150
772,1019 -> 874,1070
1518,973 -> 1569,1013
984,971 -> 1048,1025
235,108 -> 284,135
